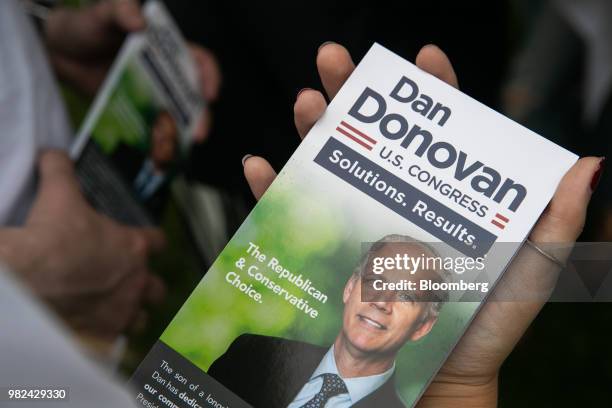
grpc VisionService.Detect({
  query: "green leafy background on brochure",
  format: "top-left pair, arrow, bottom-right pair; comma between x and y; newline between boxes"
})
161,175 -> 479,406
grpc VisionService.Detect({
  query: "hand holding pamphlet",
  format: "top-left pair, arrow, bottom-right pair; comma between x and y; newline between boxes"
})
71,0 -> 204,226
127,41 -> 589,408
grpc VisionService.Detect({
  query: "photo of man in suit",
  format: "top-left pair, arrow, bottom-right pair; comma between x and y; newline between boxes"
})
208,234 -> 450,408
132,110 -> 179,200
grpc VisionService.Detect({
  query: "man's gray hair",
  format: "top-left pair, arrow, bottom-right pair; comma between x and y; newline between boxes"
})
354,234 -> 451,322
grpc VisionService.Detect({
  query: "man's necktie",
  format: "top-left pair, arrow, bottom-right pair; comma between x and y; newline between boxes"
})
300,373 -> 349,408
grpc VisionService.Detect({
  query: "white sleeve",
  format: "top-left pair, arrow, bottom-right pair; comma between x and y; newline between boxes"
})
0,267 -> 138,408
0,0 -> 72,225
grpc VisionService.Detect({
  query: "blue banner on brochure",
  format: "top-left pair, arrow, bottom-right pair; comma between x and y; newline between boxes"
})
314,137 -> 497,258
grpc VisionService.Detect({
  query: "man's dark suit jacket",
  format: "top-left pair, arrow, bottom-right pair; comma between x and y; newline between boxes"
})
207,333 -> 405,408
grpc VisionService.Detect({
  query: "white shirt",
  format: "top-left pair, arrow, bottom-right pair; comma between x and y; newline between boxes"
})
0,0 -> 71,225
287,345 -> 395,408
134,158 -> 166,199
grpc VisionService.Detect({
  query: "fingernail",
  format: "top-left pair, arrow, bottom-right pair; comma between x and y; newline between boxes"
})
591,157 -> 606,192
297,87 -> 313,99
242,154 -> 253,167
318,41 -> 336,54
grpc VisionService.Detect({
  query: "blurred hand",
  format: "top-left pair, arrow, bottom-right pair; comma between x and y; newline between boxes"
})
44,0 -> 221,141
0,151 -> 166,342
189,44 -> 221,142
45,0 -> 146,94
241,42 -> 603,407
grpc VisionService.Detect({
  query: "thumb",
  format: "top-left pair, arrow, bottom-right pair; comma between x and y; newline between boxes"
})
531,157 -> 604,243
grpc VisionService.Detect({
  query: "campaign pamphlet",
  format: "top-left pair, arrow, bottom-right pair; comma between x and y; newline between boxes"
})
128,43 -> 577,407
71,0 -> 203,226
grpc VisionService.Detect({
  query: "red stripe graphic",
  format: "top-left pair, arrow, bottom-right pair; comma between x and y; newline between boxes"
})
491,220 -> 506,229
340,121 -> 377,145
336,127 -> 373,151
495,213 -> 509,222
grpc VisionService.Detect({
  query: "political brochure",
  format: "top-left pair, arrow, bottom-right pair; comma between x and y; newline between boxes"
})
128,43 -> 577,408
71,0 -> 203,226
